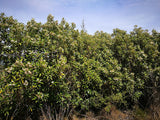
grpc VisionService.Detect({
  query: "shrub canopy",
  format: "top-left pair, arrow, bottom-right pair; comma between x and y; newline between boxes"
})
0,13 -> 160,119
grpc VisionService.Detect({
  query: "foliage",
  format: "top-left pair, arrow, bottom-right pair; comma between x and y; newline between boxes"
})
0,13 -> 160,119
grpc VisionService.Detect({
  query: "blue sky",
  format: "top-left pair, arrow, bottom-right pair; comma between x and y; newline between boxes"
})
0,0 -> 160,34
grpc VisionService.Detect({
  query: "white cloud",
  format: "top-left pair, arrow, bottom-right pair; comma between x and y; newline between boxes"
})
25,0 -> 58,12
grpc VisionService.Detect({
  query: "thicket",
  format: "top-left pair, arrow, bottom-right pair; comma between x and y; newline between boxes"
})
0,13 -> 160,120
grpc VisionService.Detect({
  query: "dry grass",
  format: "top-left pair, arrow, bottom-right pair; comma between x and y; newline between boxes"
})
150,104 -> 160,120
71,105 -> 132,120
102,105 -> 132,120
30,104 -> 160,120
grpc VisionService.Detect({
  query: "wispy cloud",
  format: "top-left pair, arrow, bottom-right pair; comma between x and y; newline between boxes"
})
25,0 -> 55,12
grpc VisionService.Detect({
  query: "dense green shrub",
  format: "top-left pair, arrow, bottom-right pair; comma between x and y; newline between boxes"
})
0,13 -> 160,119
